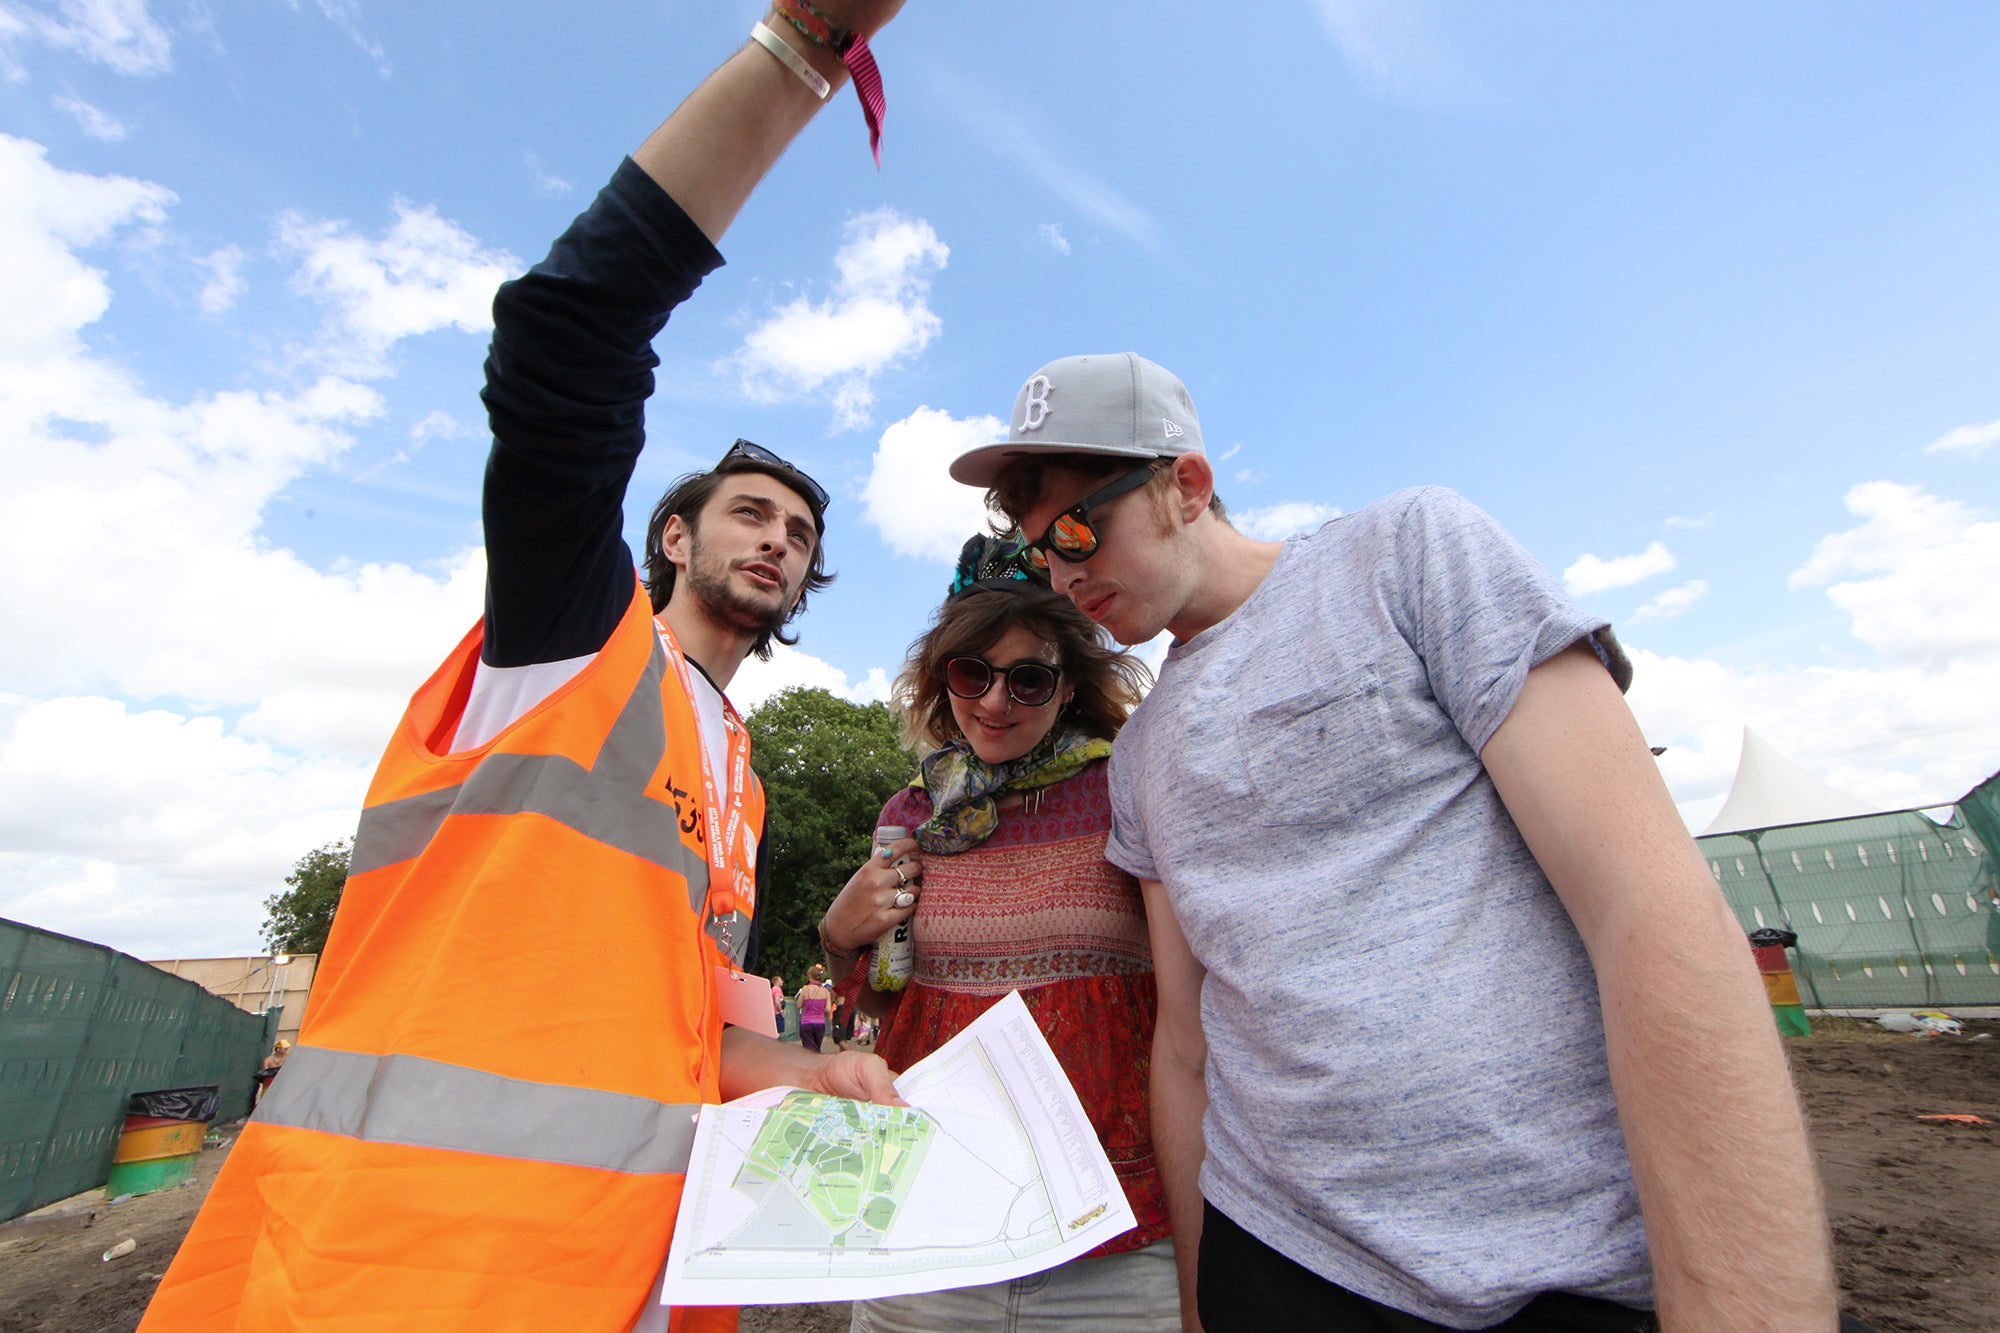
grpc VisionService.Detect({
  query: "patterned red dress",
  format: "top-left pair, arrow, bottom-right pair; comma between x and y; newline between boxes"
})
872,759 -> 1167,1257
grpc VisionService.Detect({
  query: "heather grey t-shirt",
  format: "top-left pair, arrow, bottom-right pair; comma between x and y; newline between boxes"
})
1106,487 -> 1650,1328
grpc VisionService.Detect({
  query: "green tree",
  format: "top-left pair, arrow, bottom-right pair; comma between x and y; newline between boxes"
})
746,688 -> 917,982
262,838 -> 353,956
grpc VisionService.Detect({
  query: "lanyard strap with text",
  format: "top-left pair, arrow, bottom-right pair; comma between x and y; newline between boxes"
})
653,618 -> 755,918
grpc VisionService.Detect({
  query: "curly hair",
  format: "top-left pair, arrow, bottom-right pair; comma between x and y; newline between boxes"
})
893,586 -> 1152,754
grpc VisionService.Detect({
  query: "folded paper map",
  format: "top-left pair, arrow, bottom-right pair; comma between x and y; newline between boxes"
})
658,990 -> 1137,1305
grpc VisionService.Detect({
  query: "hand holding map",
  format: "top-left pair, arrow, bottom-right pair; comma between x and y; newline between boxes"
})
658,990 -> 1138,1305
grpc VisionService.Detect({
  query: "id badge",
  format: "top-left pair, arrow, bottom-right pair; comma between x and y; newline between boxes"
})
714,966 -> 778,1037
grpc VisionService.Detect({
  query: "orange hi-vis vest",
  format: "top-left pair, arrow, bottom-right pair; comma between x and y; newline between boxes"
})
142,580 -> 761,1332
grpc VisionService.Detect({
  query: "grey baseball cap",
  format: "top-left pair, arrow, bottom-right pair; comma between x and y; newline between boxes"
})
948,352 -> 1204,487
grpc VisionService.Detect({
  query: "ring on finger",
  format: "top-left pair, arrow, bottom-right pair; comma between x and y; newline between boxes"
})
892,865 -> 909,887
876,845 -> 895,861
894,890 -> 916,909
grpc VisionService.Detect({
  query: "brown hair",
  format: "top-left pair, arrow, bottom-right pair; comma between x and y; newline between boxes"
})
987,456 -> 1227,531
641,462 -> 834,661
893,586 -> 1151,753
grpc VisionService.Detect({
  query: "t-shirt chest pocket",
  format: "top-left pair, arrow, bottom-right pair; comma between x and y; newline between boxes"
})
1239,666 -> 1386,826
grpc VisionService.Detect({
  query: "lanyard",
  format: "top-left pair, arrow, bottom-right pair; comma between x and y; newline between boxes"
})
653,618 -> 756,919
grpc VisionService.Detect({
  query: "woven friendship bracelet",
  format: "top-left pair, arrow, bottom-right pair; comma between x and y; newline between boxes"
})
818,916 -> 864,961
770,0 -> 886,165
772,0 -> 853,51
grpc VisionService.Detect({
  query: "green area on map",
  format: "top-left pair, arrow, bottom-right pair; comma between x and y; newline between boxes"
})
736,1092 -> 937,1247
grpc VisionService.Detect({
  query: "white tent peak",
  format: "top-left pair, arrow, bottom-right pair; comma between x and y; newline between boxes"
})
1700,729 -> 1878,837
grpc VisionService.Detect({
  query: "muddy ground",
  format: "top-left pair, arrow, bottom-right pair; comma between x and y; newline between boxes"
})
2,1020 -> 1992,1332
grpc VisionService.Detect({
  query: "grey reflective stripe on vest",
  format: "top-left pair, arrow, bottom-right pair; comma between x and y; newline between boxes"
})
348,637 -> 709,905
258,1045 -> 700,1174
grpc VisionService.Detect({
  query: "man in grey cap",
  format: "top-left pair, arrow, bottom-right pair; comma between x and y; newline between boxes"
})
951,353 -> 1846,1333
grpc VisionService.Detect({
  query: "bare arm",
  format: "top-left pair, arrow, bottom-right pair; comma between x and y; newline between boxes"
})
632,2 -> 904,245
1482,644 -> 1837,1332
1143,878 -> 1209,1333
718,1026 -> 902,1104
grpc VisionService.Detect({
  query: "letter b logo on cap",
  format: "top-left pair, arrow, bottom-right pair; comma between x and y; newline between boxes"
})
1019,375 -> 1053,432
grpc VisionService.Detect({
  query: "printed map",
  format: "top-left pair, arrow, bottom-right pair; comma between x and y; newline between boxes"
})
732,1093 -> 935,1249
659,992 -> 1136,1304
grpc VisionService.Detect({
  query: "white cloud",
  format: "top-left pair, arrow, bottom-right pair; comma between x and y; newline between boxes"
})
1630,578 -> 1708,623
1237,501 -> 1342,541
300,0 -> 389,77
1789,481 -> 2000,665
408,408 -> 470,445
1632,651 -> 2000,835
861,406 -> 1003,561
730,209 -> 947,430
196,242 -> 244,314
1664,514 -> 1709,531
5,0 -> 173,75
278,200 -> 517,377
1924,415 -> 2000,457
733,646 -> 895,715
522,149 -> 571,199
1563,540 -> 1676,596
1310,0 -> 1473,106
0,139 -> 497,956
938,77 -> 1168,262
1627,481 -> 2000,829
1217,443 -> 1243,462
0,693 -> 371,956
1036,222 -> 1070,255
0,134 -> 174,357
51,91 -> 129,140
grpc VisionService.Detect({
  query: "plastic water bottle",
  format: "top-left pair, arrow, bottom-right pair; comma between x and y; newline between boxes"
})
867,825 -> 915,992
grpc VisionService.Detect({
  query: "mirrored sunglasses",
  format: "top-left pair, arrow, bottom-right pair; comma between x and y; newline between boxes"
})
719,438 -> 830,516
1024,463 -> 1159,569
942,655 -> 1061,707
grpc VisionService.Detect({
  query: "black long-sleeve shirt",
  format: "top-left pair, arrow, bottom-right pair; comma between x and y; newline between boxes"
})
473,160 -> 764,966
479,158 -> 725,668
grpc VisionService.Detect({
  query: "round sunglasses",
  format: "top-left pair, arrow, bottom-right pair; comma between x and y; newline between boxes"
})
942,655 -> 1062,707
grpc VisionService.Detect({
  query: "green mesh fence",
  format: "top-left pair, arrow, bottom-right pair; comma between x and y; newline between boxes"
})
1957,769 -> 2000,874
1698,807 -> 2000,1009
0,918 -> 272,1222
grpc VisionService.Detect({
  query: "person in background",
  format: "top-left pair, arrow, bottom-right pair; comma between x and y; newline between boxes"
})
796,965 -> 834,1054
251,1039 -> 289,1107
820,533 -> 1173,1332
771,975 -> 787,1037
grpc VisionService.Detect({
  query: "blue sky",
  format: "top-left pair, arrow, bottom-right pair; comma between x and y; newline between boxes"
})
2,1 -> 1997,958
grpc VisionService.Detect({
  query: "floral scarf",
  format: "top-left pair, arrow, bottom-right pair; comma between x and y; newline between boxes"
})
914,725 -> 1112,854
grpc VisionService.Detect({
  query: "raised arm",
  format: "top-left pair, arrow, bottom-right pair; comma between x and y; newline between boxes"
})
633,2 -> 904,242
1144,878 -> 1210,1333
1482,643 -> 1838,1332
480,5 -> 903,670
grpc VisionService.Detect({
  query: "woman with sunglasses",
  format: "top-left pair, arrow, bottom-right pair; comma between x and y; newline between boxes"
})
820,534 -> 1175,1332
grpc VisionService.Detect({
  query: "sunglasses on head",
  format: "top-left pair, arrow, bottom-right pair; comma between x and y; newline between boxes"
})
1022,462 -> 1161,571
719,439 -> 830,517
942,655 -> 1062,707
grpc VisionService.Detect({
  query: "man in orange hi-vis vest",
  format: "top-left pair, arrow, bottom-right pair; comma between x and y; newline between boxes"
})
142,5 -> 911,1330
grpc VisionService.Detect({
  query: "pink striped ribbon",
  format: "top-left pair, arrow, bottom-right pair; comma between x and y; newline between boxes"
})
844,37 -> 885,166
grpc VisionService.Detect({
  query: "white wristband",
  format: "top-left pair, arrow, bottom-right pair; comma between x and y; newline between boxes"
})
751,20 -> 831,101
